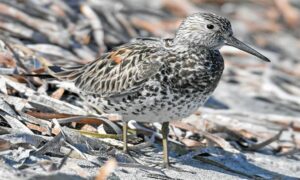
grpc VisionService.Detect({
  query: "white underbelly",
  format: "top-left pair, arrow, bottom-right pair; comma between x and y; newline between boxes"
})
122,94 -> 209,123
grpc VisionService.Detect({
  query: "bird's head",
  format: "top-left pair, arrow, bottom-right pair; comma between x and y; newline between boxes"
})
175,12 -> 270,62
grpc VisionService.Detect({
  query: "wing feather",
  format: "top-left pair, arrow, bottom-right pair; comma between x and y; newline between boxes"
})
48,40 -> 164,97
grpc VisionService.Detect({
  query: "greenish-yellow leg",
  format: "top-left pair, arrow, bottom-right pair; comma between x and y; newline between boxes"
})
162,122 -> 170,168
123,121 -> 128,153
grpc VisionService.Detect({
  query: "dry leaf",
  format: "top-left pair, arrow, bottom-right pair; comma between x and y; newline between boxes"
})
51,87 -> 65,100
95,158 -> 117,180
181,138 -> 204,148
80,124 -> 97,132
0,52 -> 15,67
0,138 -> 11,151
274,0 -> 300,28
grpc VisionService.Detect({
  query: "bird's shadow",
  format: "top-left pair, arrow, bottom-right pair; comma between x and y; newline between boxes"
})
171,147 -> 299,179
128,145 -> 299,179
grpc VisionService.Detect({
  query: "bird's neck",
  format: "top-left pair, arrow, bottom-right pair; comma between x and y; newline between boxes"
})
173,29 -> 204,46
173,32 -> 223,50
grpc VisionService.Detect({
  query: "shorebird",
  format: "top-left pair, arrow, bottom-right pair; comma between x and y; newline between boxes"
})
49,12 -> 270,168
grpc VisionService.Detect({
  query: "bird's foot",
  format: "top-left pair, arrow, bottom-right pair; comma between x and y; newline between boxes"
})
162,162 -> 196,174
123,148 -> 129,154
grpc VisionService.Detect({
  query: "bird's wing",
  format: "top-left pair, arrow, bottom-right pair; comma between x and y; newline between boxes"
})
48,41 -> 164,97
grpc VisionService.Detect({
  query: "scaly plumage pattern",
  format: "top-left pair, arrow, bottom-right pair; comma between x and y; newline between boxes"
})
49,12 -> 270,167
53,41 -> 164,97
50,35 -> 224,122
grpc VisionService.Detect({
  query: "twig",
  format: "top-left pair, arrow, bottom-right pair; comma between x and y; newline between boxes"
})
244,129 -> 284,151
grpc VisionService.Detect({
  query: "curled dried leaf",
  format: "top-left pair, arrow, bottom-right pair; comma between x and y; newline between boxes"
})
96,158 -> 118,180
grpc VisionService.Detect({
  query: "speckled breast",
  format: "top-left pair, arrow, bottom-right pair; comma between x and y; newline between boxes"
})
84,48 -> 224,122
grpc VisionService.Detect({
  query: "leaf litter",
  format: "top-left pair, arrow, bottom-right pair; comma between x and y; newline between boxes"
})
0,0 -> 299,179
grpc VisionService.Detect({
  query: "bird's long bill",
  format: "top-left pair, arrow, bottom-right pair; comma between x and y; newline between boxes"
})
224,36 -> 270,62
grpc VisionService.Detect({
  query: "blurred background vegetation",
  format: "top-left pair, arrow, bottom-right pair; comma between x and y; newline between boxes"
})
0,0 -> 300,179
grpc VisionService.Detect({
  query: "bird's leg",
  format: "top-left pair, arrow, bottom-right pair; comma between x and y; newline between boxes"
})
162,122 -> 170,168
161,122 -> 197,173
123,121 -> 128,153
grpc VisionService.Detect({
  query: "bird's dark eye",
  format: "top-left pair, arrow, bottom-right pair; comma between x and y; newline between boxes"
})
206,24 -> 214,29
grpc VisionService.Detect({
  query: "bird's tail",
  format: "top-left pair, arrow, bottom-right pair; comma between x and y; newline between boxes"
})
21,73 -> 54,79
47,65 -> 84,81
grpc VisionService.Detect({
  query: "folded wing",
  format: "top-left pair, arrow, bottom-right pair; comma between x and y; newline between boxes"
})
48,41 -> 164,97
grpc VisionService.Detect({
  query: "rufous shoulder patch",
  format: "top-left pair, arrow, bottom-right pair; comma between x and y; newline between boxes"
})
108,48 -> 130,64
